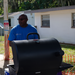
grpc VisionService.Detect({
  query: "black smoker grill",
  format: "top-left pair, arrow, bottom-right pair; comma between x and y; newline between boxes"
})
6,34 -> 73,75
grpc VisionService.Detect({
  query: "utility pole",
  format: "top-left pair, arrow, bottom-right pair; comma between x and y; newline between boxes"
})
4,0 -> 9,60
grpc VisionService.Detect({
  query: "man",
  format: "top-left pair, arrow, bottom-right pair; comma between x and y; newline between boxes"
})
8,14 -> 38,46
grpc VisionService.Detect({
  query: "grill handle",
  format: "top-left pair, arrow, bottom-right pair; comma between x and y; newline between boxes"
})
27,33 -> 40,40
54,51 -> 64,57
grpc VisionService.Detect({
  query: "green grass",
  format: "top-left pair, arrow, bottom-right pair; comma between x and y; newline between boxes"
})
60,44 -> 75,55
0,36 -> 4,41
60,44 -> 75,72
0,36 -> 75,71
0,36 -> 75,55
0,41 -> 4,54
0,36 -> 4,54
0,36 -> 13,58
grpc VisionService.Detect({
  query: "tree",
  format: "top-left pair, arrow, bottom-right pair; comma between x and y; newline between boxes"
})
0,0 -> 3,15
19,0 -> 62,11
0,0 -> 75,15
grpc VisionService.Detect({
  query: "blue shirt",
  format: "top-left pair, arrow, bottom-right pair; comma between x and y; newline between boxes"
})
8,24 -> 38,41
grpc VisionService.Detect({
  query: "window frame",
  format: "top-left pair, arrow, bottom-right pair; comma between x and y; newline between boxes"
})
72,13 -> 75,28
41,14 -> 50,28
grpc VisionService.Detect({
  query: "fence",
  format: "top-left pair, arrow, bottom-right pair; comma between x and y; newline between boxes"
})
62,54 -> 75,75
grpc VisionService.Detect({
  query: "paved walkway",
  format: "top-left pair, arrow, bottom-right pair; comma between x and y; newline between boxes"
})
0,54 -> 13,75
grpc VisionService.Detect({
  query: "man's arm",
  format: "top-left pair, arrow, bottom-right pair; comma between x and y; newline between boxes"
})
8,28 -> 16,45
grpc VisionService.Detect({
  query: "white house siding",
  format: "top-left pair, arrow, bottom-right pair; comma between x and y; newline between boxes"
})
13,13 -> 24,27
11,17 -> 14,27
26,13 -> 35,26
35,9 -> 75,44
10,13 -> 35,27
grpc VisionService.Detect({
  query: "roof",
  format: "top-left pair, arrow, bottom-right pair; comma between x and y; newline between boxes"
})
0,11 -> 24,18
8,11 -> 24,17
0,5 -> 75,18
24,5 -> 75,14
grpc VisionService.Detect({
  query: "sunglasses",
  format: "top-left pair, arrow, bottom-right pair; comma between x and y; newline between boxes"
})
17,18 -> 25,21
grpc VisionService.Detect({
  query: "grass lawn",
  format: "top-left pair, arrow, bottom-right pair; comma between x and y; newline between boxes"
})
0,36 -> 75,72
0,36 -> 75,55
0,36 -> 4,54
0,36 -> 75,60
60,44 -> 75,55
0,36 -> 12,58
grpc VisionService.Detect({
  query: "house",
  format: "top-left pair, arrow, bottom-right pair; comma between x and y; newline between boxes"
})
24,5 -> 75,44
0,11 -> 35,35
0,11 -> 35,28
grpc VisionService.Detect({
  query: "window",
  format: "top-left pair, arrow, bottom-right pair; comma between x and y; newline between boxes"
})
41,15 -> 50,27
72,13 -> 75,28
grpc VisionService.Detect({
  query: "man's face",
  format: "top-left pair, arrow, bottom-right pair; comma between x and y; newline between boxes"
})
18,16 -> 28,27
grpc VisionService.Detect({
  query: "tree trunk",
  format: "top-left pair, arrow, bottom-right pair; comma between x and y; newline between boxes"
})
20,0 -> 21,6
68,1 -> 70,6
